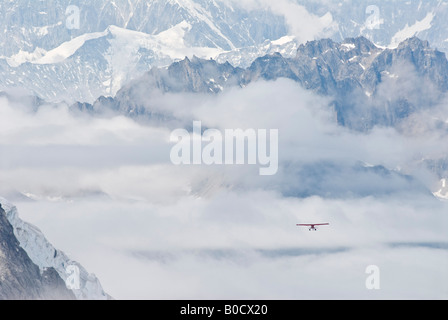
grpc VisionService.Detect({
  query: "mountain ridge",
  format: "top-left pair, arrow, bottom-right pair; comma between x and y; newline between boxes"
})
0,203 -> 75,300
1,0 -> 448,103
0,197 -> 112,300
77,36 -> 448,132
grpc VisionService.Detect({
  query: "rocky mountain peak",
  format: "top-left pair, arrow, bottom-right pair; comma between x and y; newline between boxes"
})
87,36 -> 448,132
0,204 -> 75,300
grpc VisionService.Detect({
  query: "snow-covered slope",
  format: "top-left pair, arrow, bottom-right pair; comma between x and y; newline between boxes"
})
0,0 -> 292,103
95,36 -> 448,133
0,0 -> 288,56
0,23 -> 228,103
389,12 -> 436,48
298,0 -> 448,52
215,36 -> 299,69
1,0 -> 448,104
0,197 -> 111,300
0,202 -> 75,300
434,179 -> 448,200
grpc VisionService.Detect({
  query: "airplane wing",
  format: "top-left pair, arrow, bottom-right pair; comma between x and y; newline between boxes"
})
296,223 -> 329,226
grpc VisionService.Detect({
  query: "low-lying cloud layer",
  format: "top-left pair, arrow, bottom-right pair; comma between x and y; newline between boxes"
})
1,78 -> 447,299
15,192 -> 448,299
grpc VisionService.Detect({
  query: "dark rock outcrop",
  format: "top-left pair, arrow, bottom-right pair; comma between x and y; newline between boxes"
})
0,204 -> 75,300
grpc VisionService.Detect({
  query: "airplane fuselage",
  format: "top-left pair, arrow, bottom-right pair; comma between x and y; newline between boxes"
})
297,223 -> 329,231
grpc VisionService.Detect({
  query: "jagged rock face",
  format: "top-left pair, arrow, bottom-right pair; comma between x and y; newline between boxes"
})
385,38 -> 448,92
0,204 -> 75,300
0,0 -> 287,56
0,198 -> 112,301
244,37 -> 448,129
89,36 -> 448,131
298,0 -> 448,54
127,57 -> 242,95
0,0 -> 288,103
1,0 -> 447,104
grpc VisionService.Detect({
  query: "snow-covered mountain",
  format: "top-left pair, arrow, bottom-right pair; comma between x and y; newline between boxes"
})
0,0 -> 290,102
2,0 -> 447,104
0,202 -> 75,300
82,36 -> 448,132
0,197 -> 111,300
0,23 -> 299,103
0,0 -> 288,56
0,23 -> 226,103
434,178 -> 448,200
298,0 -> 448,52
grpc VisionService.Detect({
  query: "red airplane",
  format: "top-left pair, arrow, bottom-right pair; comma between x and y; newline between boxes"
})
297,223 -> 329,231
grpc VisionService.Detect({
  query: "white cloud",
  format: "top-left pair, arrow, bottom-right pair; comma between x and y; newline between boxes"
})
225,0 -> 337,43
14,190 -> 448,299
1,76 -> 448,299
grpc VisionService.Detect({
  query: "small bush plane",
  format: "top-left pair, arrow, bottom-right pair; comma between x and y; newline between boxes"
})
297,223 -> 329,231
